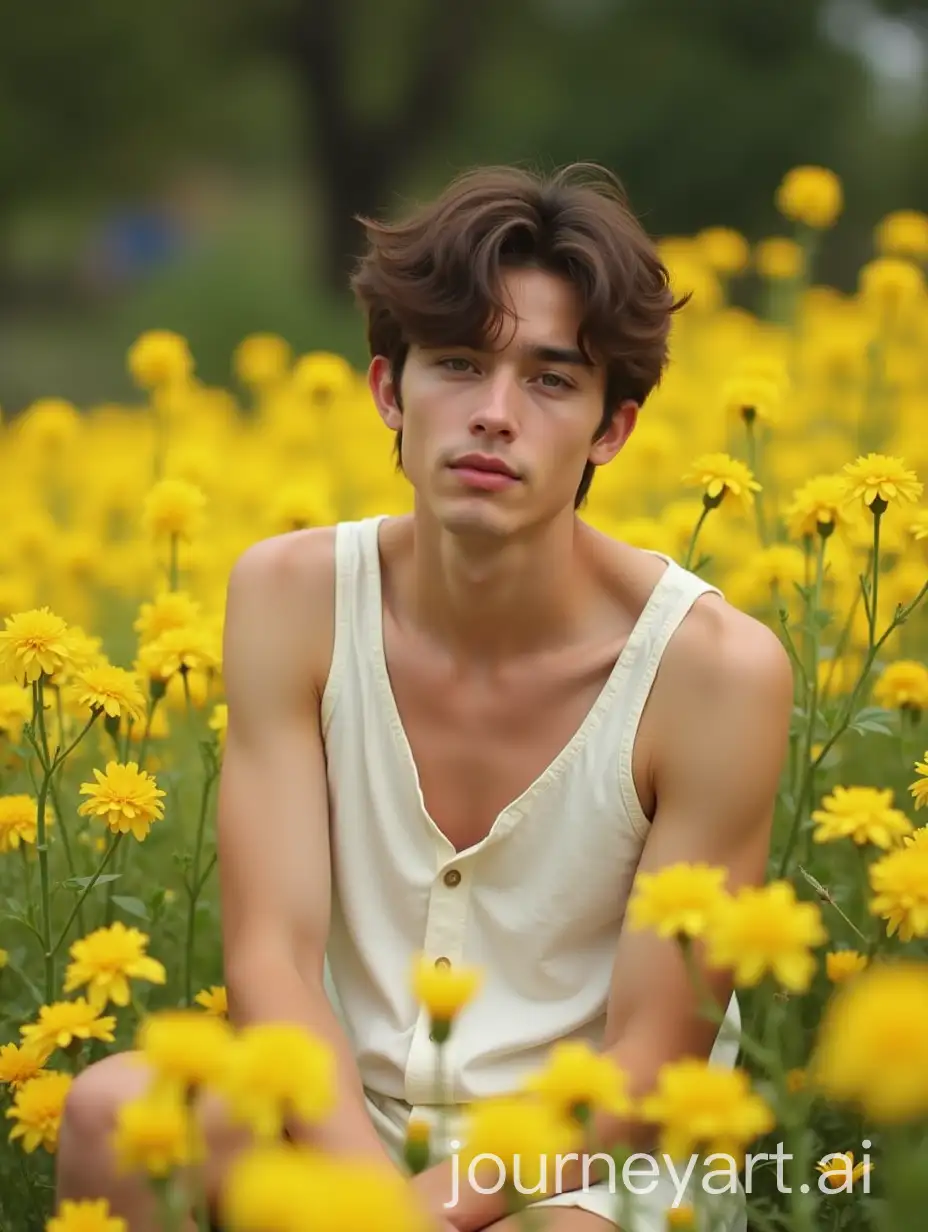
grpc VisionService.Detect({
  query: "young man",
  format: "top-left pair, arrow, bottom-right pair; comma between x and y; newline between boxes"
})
55,164 -> 793,1231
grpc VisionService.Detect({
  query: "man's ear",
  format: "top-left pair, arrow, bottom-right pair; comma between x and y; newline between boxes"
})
588,399 -> 639,466
368,355 -> 403,431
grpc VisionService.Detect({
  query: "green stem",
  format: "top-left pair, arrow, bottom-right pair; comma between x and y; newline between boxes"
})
51,712 -> 100,771
184,761 -> 218,1006
52,833 -> 123,956
679,939 -> 782,1077
137,696 -> 160,770
797,534 -> 827,869
745,416 -> 768,546
47,773 -> 80,901
684,502 -> 713,570
104,840 -> 130,927
18,842 -> 38,932
796,865 -> 869,946
777,577 -> 928,876
869,507 -> 883,651
33,679 -> 55,1004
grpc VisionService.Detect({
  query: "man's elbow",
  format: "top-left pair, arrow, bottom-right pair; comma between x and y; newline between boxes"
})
223,922 -> 325,1025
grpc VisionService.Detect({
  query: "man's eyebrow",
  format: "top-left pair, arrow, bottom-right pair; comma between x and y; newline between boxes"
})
521,343 -> 592,367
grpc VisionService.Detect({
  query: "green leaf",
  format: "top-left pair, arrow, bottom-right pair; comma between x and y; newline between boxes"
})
63,873 -> 122,890
111,896 -> 149,921
848,705 -> 896,737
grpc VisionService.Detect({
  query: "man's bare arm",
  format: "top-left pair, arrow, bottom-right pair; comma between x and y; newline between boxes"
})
594,600 -> 795,1151
215,532 -> 391,1163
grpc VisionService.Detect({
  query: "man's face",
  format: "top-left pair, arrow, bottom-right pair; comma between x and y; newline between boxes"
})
370,266 -> 637,538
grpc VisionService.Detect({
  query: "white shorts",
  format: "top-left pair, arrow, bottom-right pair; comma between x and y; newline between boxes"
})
363,1088 -> 747,1232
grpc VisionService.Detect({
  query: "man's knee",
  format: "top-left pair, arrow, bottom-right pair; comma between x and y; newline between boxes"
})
60,1051 -> 153,1149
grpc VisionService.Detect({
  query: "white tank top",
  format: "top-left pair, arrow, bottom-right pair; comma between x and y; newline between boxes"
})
320,514 -> 741,1107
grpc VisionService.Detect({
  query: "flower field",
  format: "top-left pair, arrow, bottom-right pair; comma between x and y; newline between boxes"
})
1,166 -> 928,1231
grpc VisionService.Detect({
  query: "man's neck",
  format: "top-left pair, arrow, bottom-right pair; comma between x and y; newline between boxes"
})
405,508 -> 593,663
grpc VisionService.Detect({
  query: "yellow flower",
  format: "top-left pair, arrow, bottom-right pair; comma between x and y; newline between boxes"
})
136,1009 -> 235,1093
290,351 -> 356,403
217,1022 -> 335,1141
810,960 -> 928,1122
626,862 -> 728,940
696,227 -> 749,274
784,473 -> 854,540
776,165 -> 843,228
682,453 -> 761,511
233,333 -> 291,387
141,478 -> 207,542
457,1094 -> 583,1197
785,1068 -> 806,1093
63,921 -> 167,1010
0,682 -> 31,740
721,375 -> 782,426
0,793 -> 39,853
755,237 -> 803,280
133,590 -> 202,646
873,660 -> 928,711
859,257 -> 925,317
112,1085 -> 201,1177
910,753 -> 928,811
843,453 -> 923,511
127,330 -> 193,389
77,761 -> 166,842
869,845 -> 928,941
194,984 -> 228,1016
5,1070 -> 72,1153
908,508 -> 928,541
403,1115 -> 431,1173
266,482 -> 337,534
411,954 -> 482,1041
875,209 -> 928,259
666,1204 -> 696,1228
20,1000 -> 116,1063
72,664 -> 146,724
136,623 -> 220,684
46,1198 -> 128,1232
208,703 -> 228,747
0,1041 -> 46,1088
638,1060 -> 774,1163
522,1040 -> 633,1121
0,607 -> 72,684
811,785 -> 913,849
220,1143 -> 433,1232
15,398 -> 81,454
816,1151 -> 871,1189
826,951 -> 869,983
703,880 -> 827,992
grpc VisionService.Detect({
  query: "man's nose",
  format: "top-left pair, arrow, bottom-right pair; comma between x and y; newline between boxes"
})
468,369 -> 520,438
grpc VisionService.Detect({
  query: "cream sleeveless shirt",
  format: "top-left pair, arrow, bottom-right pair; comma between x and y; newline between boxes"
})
320,514 -> 741,1109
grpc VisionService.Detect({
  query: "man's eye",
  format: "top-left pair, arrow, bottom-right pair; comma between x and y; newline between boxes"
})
440,357 -> 473,372
539,372 -> 570,388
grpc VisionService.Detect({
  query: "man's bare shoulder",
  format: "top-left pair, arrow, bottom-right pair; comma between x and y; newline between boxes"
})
223,527 -> 338,696
228,526 -> 337,596
649,585 -> 795,791
666,587 -> 794,702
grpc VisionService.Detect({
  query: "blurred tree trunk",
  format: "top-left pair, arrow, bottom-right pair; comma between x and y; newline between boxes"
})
284,0 -> 493,294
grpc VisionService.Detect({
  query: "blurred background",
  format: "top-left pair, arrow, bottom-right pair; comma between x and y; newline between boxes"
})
2,0 -> 927,413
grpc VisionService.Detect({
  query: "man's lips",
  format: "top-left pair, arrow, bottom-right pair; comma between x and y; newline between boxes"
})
448,456 -> 521,490
449,454 -> 519,478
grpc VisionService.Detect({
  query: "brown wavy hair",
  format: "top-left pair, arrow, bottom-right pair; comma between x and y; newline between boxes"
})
350,163 -> 685,507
